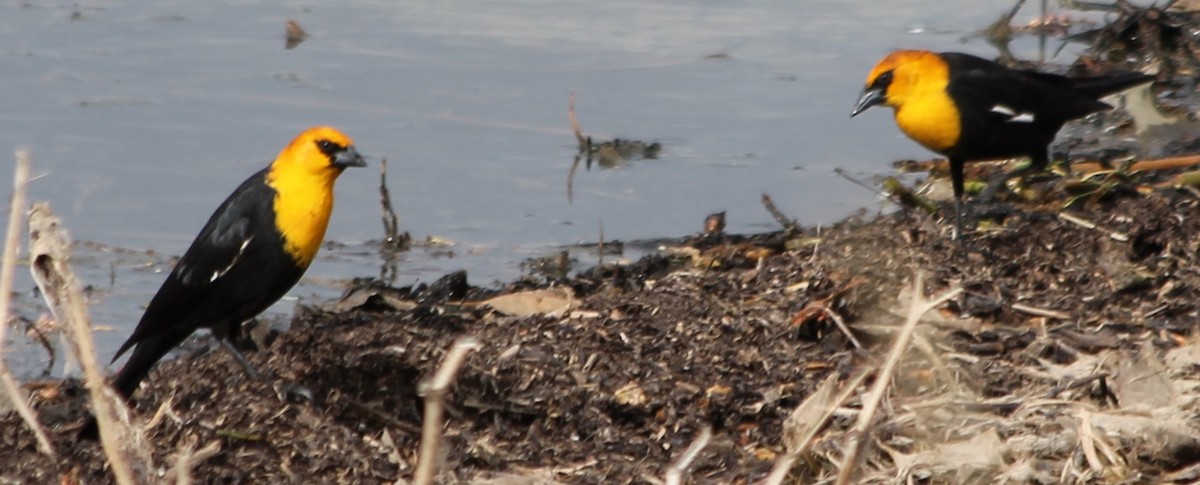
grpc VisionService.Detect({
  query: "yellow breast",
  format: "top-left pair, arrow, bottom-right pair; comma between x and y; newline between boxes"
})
267,169 -> 336,268
893,89 -> 961,154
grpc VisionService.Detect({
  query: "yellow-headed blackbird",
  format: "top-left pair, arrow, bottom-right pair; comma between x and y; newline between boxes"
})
851,50 -> 1153,236
80,126 -> 364,438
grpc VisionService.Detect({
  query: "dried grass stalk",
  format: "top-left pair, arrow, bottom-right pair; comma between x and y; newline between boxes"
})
0,150 -> 56,457
835,272 -> 961,485
413,336 -> 481,485
29,202 -> 147,484
664,425 -> 712,485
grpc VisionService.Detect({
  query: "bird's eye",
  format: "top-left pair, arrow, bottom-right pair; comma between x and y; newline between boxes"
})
874,70 -> 894,88
315,139 -> 340,155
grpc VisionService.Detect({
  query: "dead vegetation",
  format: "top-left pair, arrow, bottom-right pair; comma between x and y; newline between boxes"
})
566,91 -> 663,203
5,164 -> 1200,482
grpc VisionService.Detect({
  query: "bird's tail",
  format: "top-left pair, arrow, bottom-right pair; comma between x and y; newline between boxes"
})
78,330 -> 190,440
112,329 -> 192,398
1070,71 -> 1155,99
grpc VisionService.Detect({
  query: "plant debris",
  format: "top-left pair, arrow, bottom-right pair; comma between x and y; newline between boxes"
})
5,170 -> 1200,482
284,19 -> 308,50
566,92 -> 663,203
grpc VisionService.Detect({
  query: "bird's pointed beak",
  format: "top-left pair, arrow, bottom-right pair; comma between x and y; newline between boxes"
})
851,87 -> 886,117
334,147 -> 367,168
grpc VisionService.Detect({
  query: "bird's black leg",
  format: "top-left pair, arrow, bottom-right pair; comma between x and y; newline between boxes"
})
219,339 -> 260,380
218,338 -> 313,402
950,158 -> 966,240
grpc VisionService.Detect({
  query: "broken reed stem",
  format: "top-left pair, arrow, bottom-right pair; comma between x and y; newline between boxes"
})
832,168 -> 885,195
819,307 -> 863,350
29,203 -> 143,484
379,158 -> 402,249
0,150 -> 57,457
1057,212 -> 1129,242
834,272 -> 961,485
1075,153 -> 1200,174
759,369 -> 872,485
568,90 -> 585,147
1010,302 -> 1070,320
760,193 -> 799,232
664,426 -> 712,485
413,336 -> 481,485
566,91 -> 586,203
170,439 -> 222,485
597,220 -> 605,267
567,153 -> 581,204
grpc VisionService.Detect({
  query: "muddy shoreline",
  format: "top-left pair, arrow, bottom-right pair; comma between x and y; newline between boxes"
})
5,168 -> 1200,483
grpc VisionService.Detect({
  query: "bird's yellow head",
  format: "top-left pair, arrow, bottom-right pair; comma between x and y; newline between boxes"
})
274,126 -> 367,177
267,126 -> 365,267
851,50 -> 950,117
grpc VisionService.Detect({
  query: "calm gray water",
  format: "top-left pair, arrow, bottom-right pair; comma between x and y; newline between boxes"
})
2,0 -> 1077,376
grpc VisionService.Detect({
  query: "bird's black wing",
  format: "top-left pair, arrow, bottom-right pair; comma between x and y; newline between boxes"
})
943,53 -> 1114,125
951,68 -> 1110,132
112,167 -> 276,362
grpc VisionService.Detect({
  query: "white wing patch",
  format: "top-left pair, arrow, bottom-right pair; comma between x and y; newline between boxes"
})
210,237 -> 253,283
991,104 -> 1035,123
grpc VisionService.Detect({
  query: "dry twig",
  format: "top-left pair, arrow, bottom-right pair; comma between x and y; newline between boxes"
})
29,202 -> 147,484
1011,302 -> 1070,320
379,158 -> 406,250
820,306 -> 863,350
568,90 -> 585,147
664,426 -> 712,485
567,91 -> 587,204
1057,212 -> 1129,242
0,150 -> 56,457
835,272 -> 961,485
170,438 -> 222,485
760,369 -> 872,485
760,193 -> 799,232
414,336 -> 482,485
1075,153 -> 1200,174
597,220 -> 605,267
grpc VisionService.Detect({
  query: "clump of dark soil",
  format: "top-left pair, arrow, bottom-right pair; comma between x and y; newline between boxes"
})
6,166 -> 1200,483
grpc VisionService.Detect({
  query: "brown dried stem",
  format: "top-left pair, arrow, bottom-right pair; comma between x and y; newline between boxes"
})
664,426 -> 712,485
567,91 -> 586,203
1075,154 -> 1200,174
413,336 -> 481,485
0,150 -> 56,457
835,272 -> 961,485
29,202 -> 146,484
760,369 -> 872,485
568,90 -> 585,147
760,193 -> 799,232
379,158 -> 403,249
170,438 -> 222,485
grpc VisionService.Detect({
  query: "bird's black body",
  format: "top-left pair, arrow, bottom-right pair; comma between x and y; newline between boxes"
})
940,52 -> 1150,172
109,167 -> 304,399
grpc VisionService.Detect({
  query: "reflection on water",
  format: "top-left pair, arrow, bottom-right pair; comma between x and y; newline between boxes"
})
1,0 -> 1071,375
